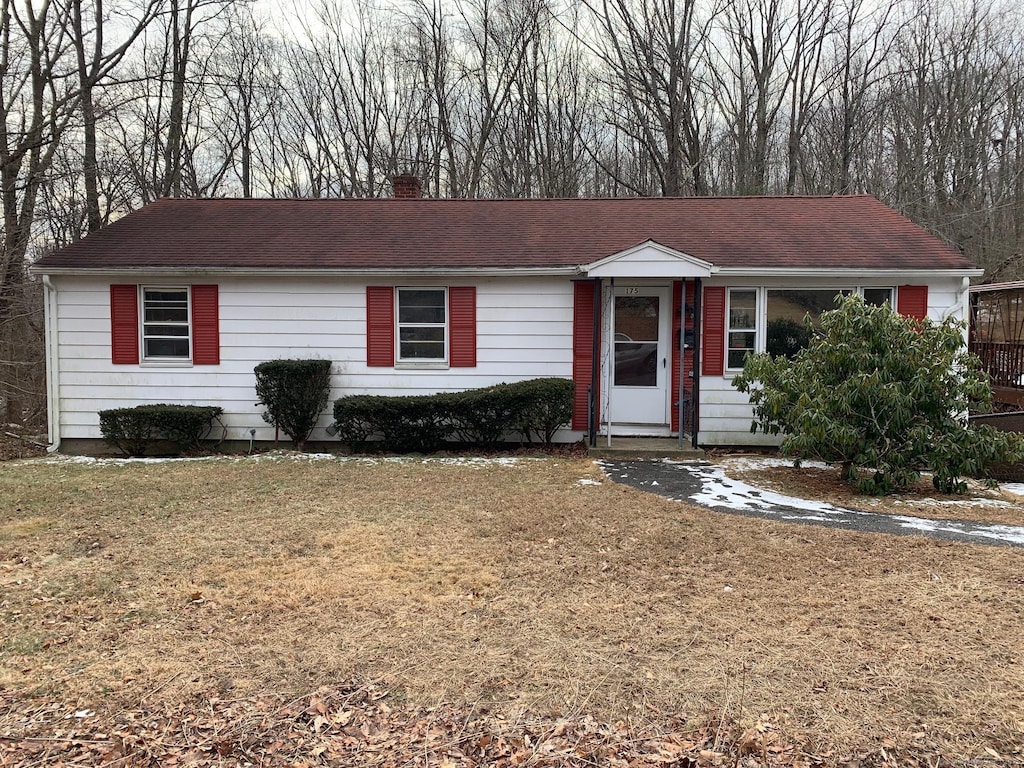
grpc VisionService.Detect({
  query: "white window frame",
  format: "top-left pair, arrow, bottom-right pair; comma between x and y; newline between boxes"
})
141,286 -> 192,363
860,286 -> 895,307
726,288 -> 758,371
396,286 -> 448,364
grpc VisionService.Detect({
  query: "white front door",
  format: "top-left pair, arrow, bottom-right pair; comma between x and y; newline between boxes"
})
610,286 -> 671,427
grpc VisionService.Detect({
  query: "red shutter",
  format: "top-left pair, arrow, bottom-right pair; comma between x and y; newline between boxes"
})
448,286 -> 476,367
191,284 -> 220,365
702,286 -> 727,377
110,284 -> 139,364
897,285 -> 928,321
572,281 -> 599,431
366,286 -> 395,366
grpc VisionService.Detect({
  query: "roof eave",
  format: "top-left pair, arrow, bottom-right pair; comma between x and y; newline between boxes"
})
31,264 -> 581,278
715,266 -> 984,279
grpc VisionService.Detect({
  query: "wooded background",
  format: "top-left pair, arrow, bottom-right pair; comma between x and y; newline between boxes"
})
2,0 -> 1022,425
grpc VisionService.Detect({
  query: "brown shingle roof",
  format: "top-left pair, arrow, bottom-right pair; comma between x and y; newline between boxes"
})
34,195 -> 975,272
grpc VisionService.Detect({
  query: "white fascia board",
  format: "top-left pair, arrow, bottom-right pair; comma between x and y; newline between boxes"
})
712,266 -> 985,280
31,265 -> 580,278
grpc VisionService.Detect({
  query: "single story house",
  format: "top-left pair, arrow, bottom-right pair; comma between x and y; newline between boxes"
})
32,177 -> 983,452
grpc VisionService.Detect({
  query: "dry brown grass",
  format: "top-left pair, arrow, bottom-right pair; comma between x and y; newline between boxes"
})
726,459 -> 1024,526
2,454 -> 1023,762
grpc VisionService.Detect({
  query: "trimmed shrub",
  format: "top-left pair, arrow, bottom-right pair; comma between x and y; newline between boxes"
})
332,377 -> 575,453
333,393 -> 453,453
513,378 -> 575,445
254,359 -> 333,450
98,404 -> 223,457
448,383 -> 530,447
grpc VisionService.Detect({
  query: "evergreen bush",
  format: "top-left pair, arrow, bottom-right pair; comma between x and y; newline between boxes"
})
98,404 -> 223,457
733,295 -> 1024,494
254,359 -> 333,451
332,377 -> 574,452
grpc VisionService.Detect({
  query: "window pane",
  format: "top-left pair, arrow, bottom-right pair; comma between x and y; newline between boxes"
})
728,349 -> 752,369
144,324 -> 189,337
728,331 -> 756,349
615,296 -> 659,341
145,306 -> 188,323
400,327 -> 445,343
400,341 -> 445,359
615,341 -> 657,386
398,290 -> 445,324
144,290 -> 187,304
766,290 -> 844,358
863,288 -> 893,307
145,338 -> 190,358
729,291 -> 756,329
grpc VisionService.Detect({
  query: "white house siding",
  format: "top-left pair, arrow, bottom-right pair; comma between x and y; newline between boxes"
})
696,275 -> 969,446
52,274 -> 576,445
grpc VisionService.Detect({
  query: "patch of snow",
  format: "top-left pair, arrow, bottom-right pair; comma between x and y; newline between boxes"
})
576,479 -> 602,486
26,452 -> 529,468
1001,483 -> 1024,497
716,455 -> 831,472
686,463 -> 852,517
889,516 -> 1024,546
892,497 -> 1015,509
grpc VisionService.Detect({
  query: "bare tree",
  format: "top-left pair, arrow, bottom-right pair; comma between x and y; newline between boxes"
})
66,0 -> 162,232
585,0 -> 717,196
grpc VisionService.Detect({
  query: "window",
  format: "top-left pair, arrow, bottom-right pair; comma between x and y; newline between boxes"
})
765,289 -> 848,358
863,287 -> 894,307
366,285 -> 476,368
110,284 -> 219,366
727,289 -> 757,369
143,287 -> 190,360
397,288 -> 447,361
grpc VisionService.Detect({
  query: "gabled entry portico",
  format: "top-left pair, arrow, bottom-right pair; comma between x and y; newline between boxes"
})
579,241 -> 715,448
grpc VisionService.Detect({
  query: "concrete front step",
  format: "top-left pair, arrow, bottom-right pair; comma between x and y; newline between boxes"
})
587,437 -> 705,460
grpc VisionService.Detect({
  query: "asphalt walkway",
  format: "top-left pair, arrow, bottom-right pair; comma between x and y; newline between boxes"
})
599,459 -> 1024,548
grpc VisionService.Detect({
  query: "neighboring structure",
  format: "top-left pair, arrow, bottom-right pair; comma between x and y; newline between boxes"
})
33,179 -> 982,452
970,281 -> 1024,407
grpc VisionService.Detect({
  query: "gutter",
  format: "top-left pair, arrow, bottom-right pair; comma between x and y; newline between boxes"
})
41,275 -> 60,453
710,267 -> 985,279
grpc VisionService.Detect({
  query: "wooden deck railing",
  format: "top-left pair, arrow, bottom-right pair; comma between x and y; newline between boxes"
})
971,340 -> 1024,388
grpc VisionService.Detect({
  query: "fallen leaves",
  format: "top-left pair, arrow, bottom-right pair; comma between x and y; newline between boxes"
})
2,681 -> 1015,768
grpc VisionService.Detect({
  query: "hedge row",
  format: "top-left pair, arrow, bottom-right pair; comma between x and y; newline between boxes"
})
332,378 -> 574,453
98,404 -> 224,457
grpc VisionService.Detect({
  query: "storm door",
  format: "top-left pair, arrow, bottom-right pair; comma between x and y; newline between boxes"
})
611,287 -> 670,426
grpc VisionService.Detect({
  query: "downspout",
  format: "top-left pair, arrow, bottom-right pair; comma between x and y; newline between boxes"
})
42,275 -> 61,453
589,277 -> 600,447
944,276 -> 971,326
691,278 -> 703,450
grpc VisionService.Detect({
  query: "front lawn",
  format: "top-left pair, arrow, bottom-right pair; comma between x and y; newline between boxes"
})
1,454 -> 1022,764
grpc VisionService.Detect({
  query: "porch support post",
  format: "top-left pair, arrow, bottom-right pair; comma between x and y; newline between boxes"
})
606,278 -> 614,448
677,278 -> 686,448
589,277 -> 600,446
691,277 -> 703,449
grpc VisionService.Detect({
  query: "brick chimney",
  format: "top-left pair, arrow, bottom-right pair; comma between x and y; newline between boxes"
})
392,174 -> 422,199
